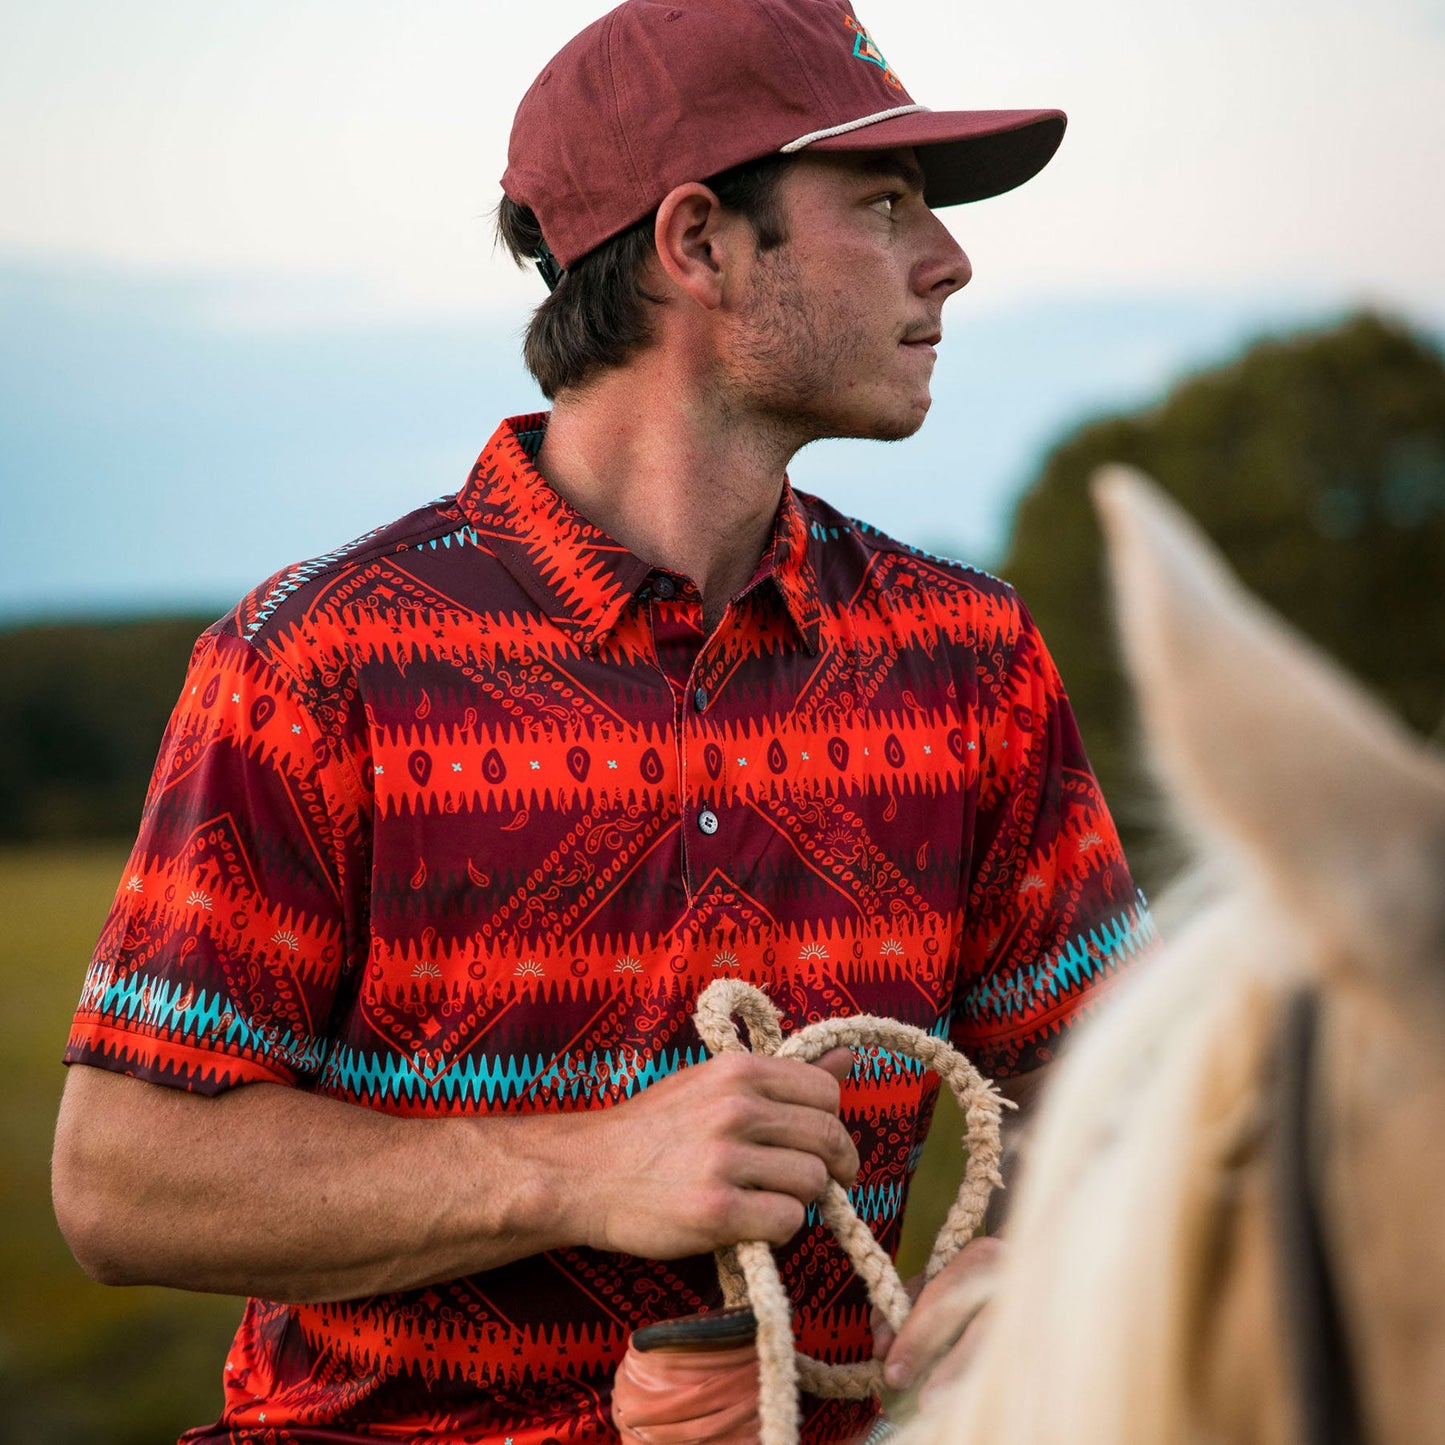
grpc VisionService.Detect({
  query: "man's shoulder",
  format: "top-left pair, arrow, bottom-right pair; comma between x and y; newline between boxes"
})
207,492 -> 488,661
794,488 -> 1028,626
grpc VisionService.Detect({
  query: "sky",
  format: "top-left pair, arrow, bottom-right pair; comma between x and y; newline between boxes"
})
2,0 -> 1443,620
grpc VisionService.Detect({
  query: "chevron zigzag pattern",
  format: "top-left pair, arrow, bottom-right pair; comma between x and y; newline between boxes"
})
67,414 -> 1145,1445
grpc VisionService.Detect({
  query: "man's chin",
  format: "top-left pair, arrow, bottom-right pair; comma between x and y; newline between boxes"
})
858,395 -> 931,443
785,393 -> 931,448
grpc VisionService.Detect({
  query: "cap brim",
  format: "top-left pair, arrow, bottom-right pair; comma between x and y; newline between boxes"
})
807,108 -> 1066,205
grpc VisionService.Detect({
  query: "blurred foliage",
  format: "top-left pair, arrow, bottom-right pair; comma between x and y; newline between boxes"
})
1000,311 -> 1445,887
1,845 -> 240,1444
0,615 -> 215,841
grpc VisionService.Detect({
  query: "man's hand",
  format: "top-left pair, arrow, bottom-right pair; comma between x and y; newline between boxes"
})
871,1236 -> 1002,1410
868,1064 -> 1050,1409
574,1048 -> 859,1259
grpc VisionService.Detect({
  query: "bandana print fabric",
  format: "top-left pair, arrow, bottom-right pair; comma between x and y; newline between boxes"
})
66,414 -> 1151,1445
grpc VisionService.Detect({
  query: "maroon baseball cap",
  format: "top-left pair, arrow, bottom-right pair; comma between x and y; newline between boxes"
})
502,0 -> 1066,271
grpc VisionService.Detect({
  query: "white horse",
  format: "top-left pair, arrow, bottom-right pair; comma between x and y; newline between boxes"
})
903,469 -> 1445,1443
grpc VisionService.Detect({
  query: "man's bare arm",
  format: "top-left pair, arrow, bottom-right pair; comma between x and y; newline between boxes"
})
52,1049 -> 858,1304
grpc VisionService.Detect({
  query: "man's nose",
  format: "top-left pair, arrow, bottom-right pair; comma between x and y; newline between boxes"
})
919,212 -> 972,299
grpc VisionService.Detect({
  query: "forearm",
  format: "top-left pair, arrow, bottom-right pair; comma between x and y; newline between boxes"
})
53,1047 -> 858,1305
52,1065 -> 585,1302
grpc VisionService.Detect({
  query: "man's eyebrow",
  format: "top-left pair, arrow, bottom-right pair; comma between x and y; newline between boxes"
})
852,154 -> 928,193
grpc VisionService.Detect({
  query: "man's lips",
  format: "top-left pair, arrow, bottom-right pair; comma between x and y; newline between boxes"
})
901,336 -> 940,364
901,328 -> 942,349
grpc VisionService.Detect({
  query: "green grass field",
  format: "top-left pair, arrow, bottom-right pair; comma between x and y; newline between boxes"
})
1,844 -> 966,1441
1,845 -> 240,1445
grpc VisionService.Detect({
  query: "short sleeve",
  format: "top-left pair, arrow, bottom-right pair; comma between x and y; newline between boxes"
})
951,601 -> 1153,1077
64,629 -> 371,1094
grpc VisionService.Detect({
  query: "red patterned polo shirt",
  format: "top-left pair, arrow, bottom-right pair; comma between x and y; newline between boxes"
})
66,413 -> 1150,1444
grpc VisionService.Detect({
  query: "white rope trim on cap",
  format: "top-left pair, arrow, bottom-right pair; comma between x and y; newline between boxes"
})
779,104 -> 931,153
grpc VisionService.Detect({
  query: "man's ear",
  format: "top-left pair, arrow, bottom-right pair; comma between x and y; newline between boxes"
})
653,183 -> 746,309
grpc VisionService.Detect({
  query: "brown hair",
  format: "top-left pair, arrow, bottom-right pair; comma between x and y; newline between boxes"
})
496,154 -> 794,401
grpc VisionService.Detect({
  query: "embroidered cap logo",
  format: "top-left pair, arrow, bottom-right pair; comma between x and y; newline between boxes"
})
844,14 -> 904,91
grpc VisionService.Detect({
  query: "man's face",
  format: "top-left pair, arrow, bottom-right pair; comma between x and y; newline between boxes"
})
721,147 -> 971,446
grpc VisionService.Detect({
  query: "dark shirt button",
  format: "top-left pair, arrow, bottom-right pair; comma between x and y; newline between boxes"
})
653,576 -> 676,599
697,809 -> 719,836
694,687 -> 708,711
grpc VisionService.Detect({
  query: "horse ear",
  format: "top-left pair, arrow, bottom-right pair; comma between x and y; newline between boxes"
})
1092,464 -> 1445,985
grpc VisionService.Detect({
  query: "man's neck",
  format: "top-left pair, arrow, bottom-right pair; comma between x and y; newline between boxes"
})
534,360 -> 798,633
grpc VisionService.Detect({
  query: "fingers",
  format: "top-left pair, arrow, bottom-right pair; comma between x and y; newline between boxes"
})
710,1054 -> 859,1186
733,1138 -> 841,1205
719,1187 -> 809,1248
581,1048 -> 862,1258
744,1100 -> 858,1187
877,1236 -> 1001,1392
871,1272 -> 925,1359
740,1051 -> 847,1109
915,1308 -> 988,1411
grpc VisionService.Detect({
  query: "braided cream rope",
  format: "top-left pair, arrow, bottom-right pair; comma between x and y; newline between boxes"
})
692,979 -> 1008,1445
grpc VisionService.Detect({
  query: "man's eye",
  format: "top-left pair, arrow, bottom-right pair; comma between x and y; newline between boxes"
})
871,194 -> 899,217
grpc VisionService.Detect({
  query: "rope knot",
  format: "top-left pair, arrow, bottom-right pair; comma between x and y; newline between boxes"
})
690,980 -> 1008,1445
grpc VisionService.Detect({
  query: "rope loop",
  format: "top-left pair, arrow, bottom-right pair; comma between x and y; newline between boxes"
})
691,980 -> 1008,1445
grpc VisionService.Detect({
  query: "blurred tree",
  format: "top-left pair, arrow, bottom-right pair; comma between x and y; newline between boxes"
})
0,615 -> 214,840
1000,312 -> 1445,887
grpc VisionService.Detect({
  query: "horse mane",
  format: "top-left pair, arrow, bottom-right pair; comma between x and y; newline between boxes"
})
920,863 -> 1297,1440
904,469 -> 1336,1443
903,467 -> 1445,1445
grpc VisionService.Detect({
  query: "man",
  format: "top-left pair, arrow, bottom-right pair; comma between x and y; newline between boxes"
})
53,2 -> 1150,1442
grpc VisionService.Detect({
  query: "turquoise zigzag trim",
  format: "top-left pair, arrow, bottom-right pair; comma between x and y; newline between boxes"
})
313,1022 -> 960,1109
242,523 -> 393,640
317,1041 -> 713,1108
89,958 -> 966,1108
92,958 -> 1027,1117
805,1180 -> 907,1231
418,525 -> 483,553
88,969 -> 327,1076
962,896 -> 1156,1026
849,1016 -> 950,1083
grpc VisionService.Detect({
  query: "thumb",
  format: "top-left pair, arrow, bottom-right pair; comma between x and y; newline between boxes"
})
812,1047 -> 856,1083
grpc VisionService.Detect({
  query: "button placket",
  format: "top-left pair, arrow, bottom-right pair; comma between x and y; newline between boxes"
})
680,647 -> 727,893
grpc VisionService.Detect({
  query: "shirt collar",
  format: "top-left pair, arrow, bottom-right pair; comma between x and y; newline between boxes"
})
751,482 -> 822,654
458,414 -> 821,654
